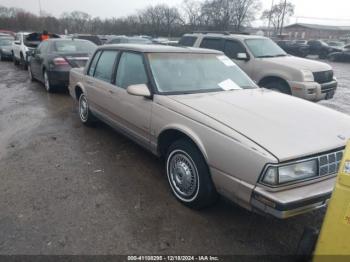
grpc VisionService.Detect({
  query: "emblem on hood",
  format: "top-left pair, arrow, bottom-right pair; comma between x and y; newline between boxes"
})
338,135 -> 346,141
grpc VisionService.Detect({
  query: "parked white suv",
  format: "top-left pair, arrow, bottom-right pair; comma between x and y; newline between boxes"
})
179,33 -> 338,102
12,32 -> 33,69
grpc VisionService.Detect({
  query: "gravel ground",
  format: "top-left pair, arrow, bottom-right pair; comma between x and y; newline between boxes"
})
0,59 -> 349,256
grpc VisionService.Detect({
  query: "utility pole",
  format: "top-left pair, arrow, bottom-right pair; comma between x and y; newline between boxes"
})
280,0 -> 287,36
267,0 -> 274,37
38,0 -> 42,17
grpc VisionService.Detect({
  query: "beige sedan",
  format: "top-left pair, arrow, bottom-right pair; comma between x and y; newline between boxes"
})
69,44 -> 350,218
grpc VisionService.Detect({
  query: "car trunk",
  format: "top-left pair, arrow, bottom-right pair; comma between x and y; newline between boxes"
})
58,53 -> 90,68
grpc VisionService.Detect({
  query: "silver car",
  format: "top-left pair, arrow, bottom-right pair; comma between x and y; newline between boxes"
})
69,44 -> 350,218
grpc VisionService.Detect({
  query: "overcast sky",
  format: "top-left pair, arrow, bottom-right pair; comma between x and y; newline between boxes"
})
0,0 -> 349,26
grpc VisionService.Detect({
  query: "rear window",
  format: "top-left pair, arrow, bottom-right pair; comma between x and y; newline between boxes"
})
53,40 -> 97,54
179,36 -> 197,47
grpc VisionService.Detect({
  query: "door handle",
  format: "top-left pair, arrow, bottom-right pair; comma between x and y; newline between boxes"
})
86,80 -> 94,85
108,90 -> 115,94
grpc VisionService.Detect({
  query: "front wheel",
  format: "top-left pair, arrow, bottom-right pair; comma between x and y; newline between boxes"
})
28,64 -> 35,82
166,139 -> 218,209
263,80 -> 291,94
78,93 -> 96,126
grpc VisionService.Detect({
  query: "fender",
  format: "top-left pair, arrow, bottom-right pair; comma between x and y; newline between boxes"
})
158,123 -> 209,162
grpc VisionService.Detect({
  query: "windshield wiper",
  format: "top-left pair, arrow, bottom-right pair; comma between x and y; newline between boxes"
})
256,55 -> 275,58
274,54 -> 287,57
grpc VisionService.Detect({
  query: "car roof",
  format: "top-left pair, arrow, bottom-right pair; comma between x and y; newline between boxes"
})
46,38 -> 93,43
183,33 -> 267,40
99,44 -> 223,54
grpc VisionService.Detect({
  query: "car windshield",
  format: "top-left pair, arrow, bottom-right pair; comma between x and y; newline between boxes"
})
245,38 -> 287,58
53,40 -> 97,53
0,39 -> 13,46
328,42 -> 344,47
148,53 -> 256,94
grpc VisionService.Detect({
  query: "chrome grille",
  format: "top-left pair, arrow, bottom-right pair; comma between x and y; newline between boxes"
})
313,70 -> 334,84
318,150 -> 344,176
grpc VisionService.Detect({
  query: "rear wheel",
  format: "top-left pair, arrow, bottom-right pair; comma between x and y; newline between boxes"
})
263,80 -> 291,94
78,93 -> 96,126
28,64 -> 35,82
44,71 -> 54,93
20,53 -> 28,70
166,138 -> 218,209
13,53 -> 19,65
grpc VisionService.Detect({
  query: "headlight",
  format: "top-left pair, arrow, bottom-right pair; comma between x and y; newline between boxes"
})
261,159 -> 318,186
301,70 -> 314,82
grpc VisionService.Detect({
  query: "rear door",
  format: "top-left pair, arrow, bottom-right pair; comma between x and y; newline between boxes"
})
31,41 -> 49,81
84,50 -> 119,119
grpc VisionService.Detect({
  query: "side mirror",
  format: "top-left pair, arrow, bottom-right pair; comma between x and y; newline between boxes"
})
126,84 -> 151,98
14,40 -> 20,45
237,53 -> 249,61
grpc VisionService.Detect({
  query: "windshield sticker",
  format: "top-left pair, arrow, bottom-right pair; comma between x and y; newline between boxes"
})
217,55 -> 236,67
218,79 -> 242,91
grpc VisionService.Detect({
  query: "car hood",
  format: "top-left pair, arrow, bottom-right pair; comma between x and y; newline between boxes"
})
261,56 -> 331,72
168,89 -> 350,161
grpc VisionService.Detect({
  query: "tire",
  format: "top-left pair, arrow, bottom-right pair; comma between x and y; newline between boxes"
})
43,70 -> 55,93
263,80 -> 291,94
13,54 -> 19,66
28,64 -> 35,82
166,138 -> 218,209
328,55 -> 336,62
78,93 -> 96,126
20,53 -> 28,70
296,227 -> 319,258
319,50 -> 328,59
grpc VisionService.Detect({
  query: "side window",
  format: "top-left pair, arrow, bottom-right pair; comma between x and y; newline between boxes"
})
111,39 -> 121,44
115,52 -> 148,89
200,38 -> 224,51
179,36 -> 197,47
94,50 -> 118,82
88,51 -> 102,76
224,40 -> 246,59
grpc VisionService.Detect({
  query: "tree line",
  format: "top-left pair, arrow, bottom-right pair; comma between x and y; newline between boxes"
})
0,0 -> 294,37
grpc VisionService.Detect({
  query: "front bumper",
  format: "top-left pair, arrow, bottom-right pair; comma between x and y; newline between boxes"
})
288,79 -> 338,102
251,177 -> 336,219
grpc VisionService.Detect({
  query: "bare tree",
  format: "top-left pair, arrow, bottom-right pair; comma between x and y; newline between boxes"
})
231,0 -> 261,31
182,0 -> 203,29
261,0 -> 294,35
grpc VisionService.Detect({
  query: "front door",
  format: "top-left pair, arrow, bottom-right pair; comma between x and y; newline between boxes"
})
223,39 -> 254,77
108,51 -> 153,147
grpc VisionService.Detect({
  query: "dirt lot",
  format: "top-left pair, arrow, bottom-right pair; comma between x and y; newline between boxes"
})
0,60 -> 349,255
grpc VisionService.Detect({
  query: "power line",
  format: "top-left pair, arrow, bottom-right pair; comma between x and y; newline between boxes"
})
293,16 -> 350,22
